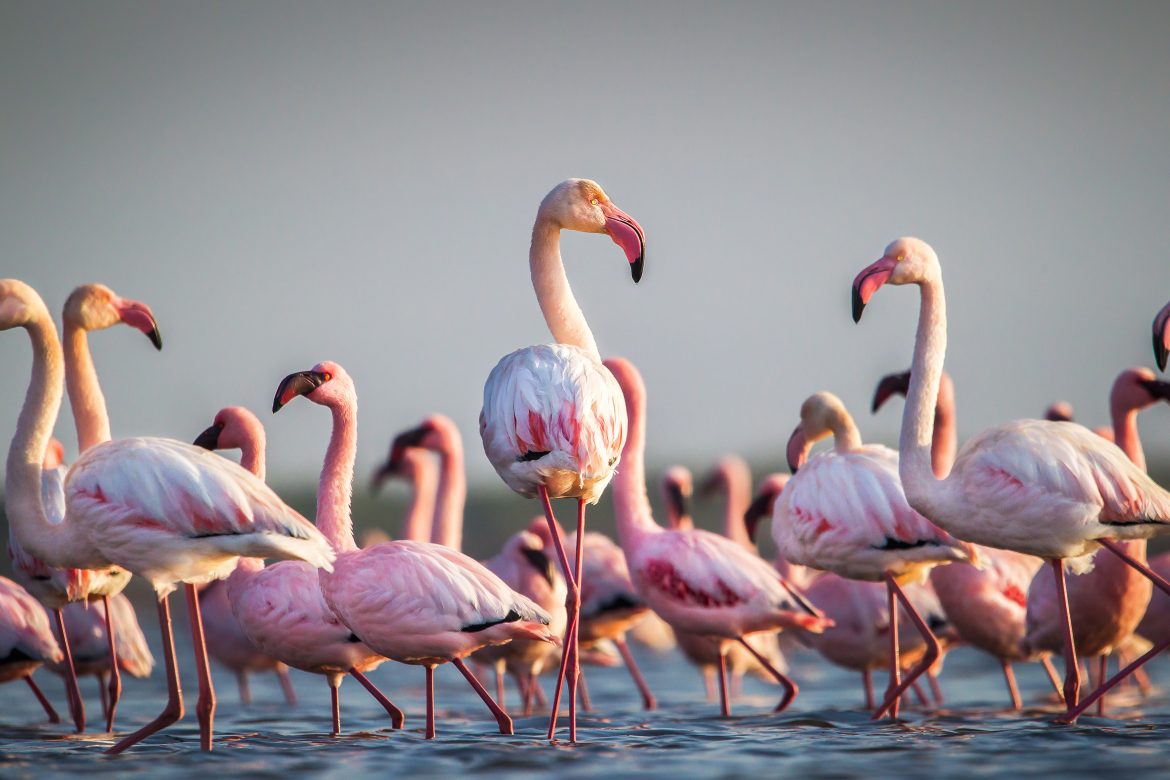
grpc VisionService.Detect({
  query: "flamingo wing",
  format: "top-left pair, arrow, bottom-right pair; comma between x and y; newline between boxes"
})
0,577 -> 63,664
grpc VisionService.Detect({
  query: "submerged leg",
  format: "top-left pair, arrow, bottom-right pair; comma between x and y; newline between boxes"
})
99,672 -> 111,723
1050,559 -> 1081,715
107,596 -> 184,754
349,668 -> 405,728
424,666 -> 436,739
563,499 -> 586,742
453,658 -> 513,735
101,595 -> 122,733
275,664 -> 298,705
717,644 -> 731,717
1001,661 -> 1022,710
577,667 -> 592,711
237,671 -> 252,706
52,608 -> 85,733
862,669 -> 875,711
736,636 -> 798,713
25,675 -> 60,724
873,574 -> 941,720
494,659 -> 507,711
539,486 -> 581,741
184,584 -> 216,751
703,667 -> 716,702
615,635 -> 656,710
927,669 -> 944,705
1040,656 -> 1065,702
328,675 -> 342,736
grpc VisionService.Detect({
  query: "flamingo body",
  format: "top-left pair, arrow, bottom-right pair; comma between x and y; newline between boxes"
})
48,593 -> 154,679
0,576 -> 63,683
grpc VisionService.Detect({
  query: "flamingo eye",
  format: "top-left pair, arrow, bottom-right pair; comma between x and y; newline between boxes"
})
896,254 -> 905,262
591,198 -> 599,205
323,372 -> 333,381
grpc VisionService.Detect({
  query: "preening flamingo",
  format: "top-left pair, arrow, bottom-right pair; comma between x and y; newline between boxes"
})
1,278 -> 335,753
480,178 -> 644,741
273,361 -> 557,739
372,440 -> 438,543
851,236 -> 1170,723
604,357 -> 829,717
1153,299 -> 1170,371
196,406 -> 402,732
0,575 -> 64,724
771,390 -> 973,718
8,283 -> 161,733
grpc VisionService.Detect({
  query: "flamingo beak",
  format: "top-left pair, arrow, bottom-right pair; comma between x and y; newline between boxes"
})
520,546 -> 557,587
193,423 -> 223,451
665,481 -> 691,523
272,371 -> 328,412
872,370 -> 911,413
370,460 -> 397,493
1139,377 -> 1170,403
1044,404 -> 1075,423
743,490 -> 776,543
600,202 -> 646,283
114,297 -> 163,350
1153,301 -> 1170,372
851,256 -> 898,323
786,426 -> 809,474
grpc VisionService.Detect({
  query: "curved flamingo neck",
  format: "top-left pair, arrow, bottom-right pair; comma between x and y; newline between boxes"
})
829,408 -> 864,455
1110,403 -> 1145,473
238,427 -> 267,484
717,462 -> 754,550
531,218 -> 600,360
611,370 -> 659,549
899,274 -> 948,516
318,398 -> 358,553
932,377 -> 957,478
400,454 -> 437,543
430,427 -> 466,551
5,311 -> 92,566
63,322 -> 111,452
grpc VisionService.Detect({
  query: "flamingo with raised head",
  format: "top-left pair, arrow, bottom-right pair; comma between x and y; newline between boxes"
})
771,390 -> 973,718
851,237 -> 1170,723
480,178 -> 643,742
0,576 -> 64,724
274,361 -> 557,739
7,283 -> 161,733
743,474 -> 817,590
661,466 -> 694,531
371,441 -> 438,543
1153,299 -> 1170,371
379,414 -> 466,551
194,406 -> 402,734
0,279 -> 335,753
603,357 -> 829,717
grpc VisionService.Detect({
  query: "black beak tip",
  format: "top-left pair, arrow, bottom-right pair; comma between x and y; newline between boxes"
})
1154,333 -> 1168,372
630,255 -> 644,284
193,425 -> 220,451
788,460 -> 799,475
272,397 -> 285,414
851,287 -> 866,323
147,326 -> 163,351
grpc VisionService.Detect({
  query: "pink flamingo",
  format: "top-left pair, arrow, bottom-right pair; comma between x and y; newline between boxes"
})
372,441 -> 438,543
7,283 -> 161,733
273,361 -> 558,739
195,406 -> 402,734
1019,368 -> 1170,715
772,390 -> 974,718
480,179 -> 644,741
872,368 -> 1056,710
743,474 -> 818,590
851,236 -> 1170,723
0,279 -> 335,753
0,575 -> 64,724
48,593 -> 155,723
1153,299 -> 1170,371
661,465 -> 694,531
379,414 -> 466,551
604,356 -> 829,717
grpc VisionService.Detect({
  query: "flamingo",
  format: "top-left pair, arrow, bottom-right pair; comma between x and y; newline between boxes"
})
771,390 -> 973,718
371,441 -> 438,543
1019,369 -> 1170,715
0,279 -> 335,752
7,283 -> 161,733
273,361 -> 558,739
850,236 -> 1170,723
872,368 -> 1056,710
661,465 -> 694,530
194,406 -> 402,735
377,414 -> 466,551
0,576 -> 64,724
480,178 -> 643,741
48,593 -> 155,724
603,356 -> 829,717
743,474 -> 817,590
1153,299 -> 1170,371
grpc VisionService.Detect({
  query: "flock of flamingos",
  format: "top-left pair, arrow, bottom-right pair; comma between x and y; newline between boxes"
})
5,178 -> 1170,754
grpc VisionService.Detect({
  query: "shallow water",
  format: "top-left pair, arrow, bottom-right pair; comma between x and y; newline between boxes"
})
3,621 -> 1169,780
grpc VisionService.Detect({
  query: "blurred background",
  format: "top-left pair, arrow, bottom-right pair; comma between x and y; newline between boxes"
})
2,1 -> 1169,563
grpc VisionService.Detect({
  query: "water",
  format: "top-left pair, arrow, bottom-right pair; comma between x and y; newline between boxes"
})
2,622 -> 1169,780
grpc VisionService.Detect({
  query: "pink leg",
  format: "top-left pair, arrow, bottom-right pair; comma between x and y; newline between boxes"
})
25,675 -> 60,724
879,580 -> 901,719
577,667 -> 593,711
927,669 -> 944,705
1050,558 -> 1081,714
873,574 -> 940,720
615,636 -> 656,710
107,597 -> 184,754
184,584 -> 216,751
703,667 -> 716,702
329,678 -> 341,735
538,486 -> 581,741
717,645 -> 731,717
563,500 -> 586,741
51,607 -> 85,733
236,671 -> 252,706
494,660 -> 507,711
424,666 -> 436,739
1002,661 -> 1022,710
737,636 -> 798,712
512,670 -> 532,715
452,658 -> 514,735
911,680 -> 929,707
731,671 -> 744,699
862,669 -> 875,710
1095,655 -> 1107,717
275,664 -> 298,705
101,595 -> 122,733
1132,665 -> 1153,696
349,668 -> 405,728
532,674 -> 548,708
1040,656 -> 1065,702
99,672 -> 111,723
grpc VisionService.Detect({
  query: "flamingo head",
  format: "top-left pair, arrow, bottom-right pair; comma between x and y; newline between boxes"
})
871,370 -> 911,413
787,391 -> 849,472
371,447 -> 434,493
1153,300 -> 1170,372
272,360 -> 353,413
42,438 -> 66,470
743,473 -> 789,543
660,465 -> 694,529
64,283 -> 162,350
1111,367 -> 1170,415
509,530 -> 558,587
1044,401 -> 1075,422
0,279 -> 49,331
194,406 -> 265,454
372,416 -> 452,490
852,237 -> 939,322
526,515 -> 566,550
540,179 -> 646,282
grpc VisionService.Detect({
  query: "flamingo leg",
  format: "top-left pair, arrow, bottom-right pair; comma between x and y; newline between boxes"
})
99,672 -> 111,723
717,644 -> 731,717
731,670 -> 744,699
275,664 -> 298,705
184,584 -> 216,751
538,486 -> 580,741
329,677 -> 341,736
51,607 -> 85,733
107,596 -> 184,754
577,667 -> 593,711
512,670 -> 532,715
862,669 -> 875,711
1040,656 -> 1065,702
494,659 -> 507,711
1095,655 -> 1107,717
236,671 -> 252,706
615,636 -> 656,710
452,658 -> 514,735
1056,538 -> 1170,722
873,574 -> 940,720
101,595 -> 122,733
1001,661 -> 1022,710
1050,558 -> 1081,714
563,499 -> 586,741
1132,665 -> 1153,696
349,668 -> 405,728
24,675 -> 60,723
424,666 -> 436,740
531,673 -> 548,709
703,666 -> 716,702
737,636 -> 798,713
911,680 -> 930,707
927,669 -> 944,705
879,579 -> 901,719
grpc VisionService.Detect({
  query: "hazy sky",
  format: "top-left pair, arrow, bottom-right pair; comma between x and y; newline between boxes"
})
2,1 -> 1169,490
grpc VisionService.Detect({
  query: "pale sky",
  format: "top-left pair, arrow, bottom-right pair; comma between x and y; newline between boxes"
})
2,1 -> 1169,490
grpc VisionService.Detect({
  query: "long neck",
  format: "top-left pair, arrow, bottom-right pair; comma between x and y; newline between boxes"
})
830,410 -> 864,454
899,276 -> 948,514
5,315 -> 92,565
932,394 -> 957,478
63,323 -> 111,451
430,432 -> 465,551
531,219 -> 600,360
318,400 -> 358,553
720,467 -> 754,550
1111,402 -> 1146,473
613,379 -> 659,551
239,433 -> 266,483
399,457 -> 437,543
